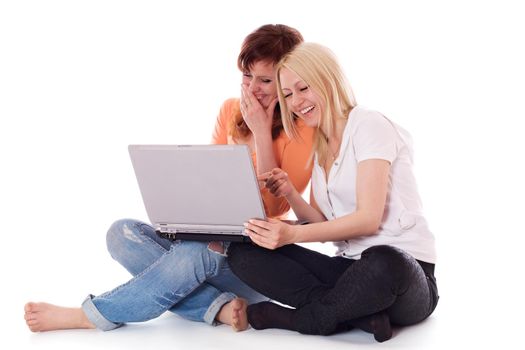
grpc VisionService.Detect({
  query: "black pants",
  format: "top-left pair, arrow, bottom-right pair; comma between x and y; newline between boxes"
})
227,243 -> 439,335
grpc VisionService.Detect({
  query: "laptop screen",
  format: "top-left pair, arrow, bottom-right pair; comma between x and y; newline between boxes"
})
128,145 -> 266,235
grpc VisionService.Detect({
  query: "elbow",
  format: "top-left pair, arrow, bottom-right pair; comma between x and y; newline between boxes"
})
362,218 -> 382,236
356,208 -> 383,236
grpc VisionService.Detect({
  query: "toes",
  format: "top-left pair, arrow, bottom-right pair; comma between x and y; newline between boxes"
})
24,302 -> 36,312
26,319 -> 40,332
231,298 -> 249,332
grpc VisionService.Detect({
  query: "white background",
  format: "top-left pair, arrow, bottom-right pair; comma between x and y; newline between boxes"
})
1,0 -> 524,349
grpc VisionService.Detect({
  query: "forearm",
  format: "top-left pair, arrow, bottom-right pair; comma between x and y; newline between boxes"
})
254,134 -> 278,174
293,210 -> 379,243
285,189 -> 326,223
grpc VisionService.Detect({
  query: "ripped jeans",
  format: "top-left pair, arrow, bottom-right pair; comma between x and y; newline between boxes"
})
81,219 -> 267,331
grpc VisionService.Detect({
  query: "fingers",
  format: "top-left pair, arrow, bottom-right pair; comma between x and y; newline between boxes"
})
264,170 -> 289,195
241,85 -> 255,109
245,223 -> 274,249
258,170 -> 286,193
244,220 -> 269,248
266,171 -> 288,185
266,97 -> 279,114
247,219 -> 271,230
244,218 -> 287,250
247,230 -> 267,248
243,219 -> 272,240
257,172 -> 272,182
269,178 -> 288,196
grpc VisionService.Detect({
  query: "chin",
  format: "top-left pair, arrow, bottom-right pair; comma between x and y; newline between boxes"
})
260,99 -> 271,109
302,116 -> 318,128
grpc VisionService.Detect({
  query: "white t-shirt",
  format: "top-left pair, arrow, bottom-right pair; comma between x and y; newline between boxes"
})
311,105 -> 436,263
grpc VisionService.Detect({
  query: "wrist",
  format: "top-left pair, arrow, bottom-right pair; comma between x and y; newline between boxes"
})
253,131 -> 272,143
289,224 -> 301,244
285,186 -> 300,201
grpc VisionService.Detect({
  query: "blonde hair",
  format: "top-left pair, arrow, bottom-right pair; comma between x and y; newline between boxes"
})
276,42 -> 357,164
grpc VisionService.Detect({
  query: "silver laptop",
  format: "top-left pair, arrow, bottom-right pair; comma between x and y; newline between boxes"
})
128,144 -> 266,242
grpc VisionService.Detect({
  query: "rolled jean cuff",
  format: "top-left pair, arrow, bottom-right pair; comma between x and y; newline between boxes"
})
203,292 -> 236,326
82,294 -> 122,331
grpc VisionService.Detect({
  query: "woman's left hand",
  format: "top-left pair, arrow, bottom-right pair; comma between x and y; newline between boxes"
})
244,218 -> 297,250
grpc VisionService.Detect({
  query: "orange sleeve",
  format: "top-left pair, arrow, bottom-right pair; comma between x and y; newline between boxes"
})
211,98 -> 240,145
262,120 -> 315,218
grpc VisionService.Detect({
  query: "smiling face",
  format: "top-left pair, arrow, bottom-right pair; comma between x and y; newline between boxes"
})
279,67 -> 323,128
241,60 -> 277,109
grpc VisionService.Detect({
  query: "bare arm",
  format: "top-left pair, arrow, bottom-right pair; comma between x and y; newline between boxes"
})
296,159 -> 390,242
240,85 -> 279,174
247,159 -> 390,249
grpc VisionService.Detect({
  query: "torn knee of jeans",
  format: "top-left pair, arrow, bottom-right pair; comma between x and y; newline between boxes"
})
122,224 -> 142,243
208,241 -> 226,256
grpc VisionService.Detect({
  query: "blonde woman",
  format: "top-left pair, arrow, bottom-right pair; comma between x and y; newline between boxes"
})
228,42 -> 438,342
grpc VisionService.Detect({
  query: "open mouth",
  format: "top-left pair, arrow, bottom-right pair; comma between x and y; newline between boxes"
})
300,105 -> 315,115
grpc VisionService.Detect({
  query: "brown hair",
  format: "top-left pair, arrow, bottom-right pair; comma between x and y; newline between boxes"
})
229,24 -> 303,140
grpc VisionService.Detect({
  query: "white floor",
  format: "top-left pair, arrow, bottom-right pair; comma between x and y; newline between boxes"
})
5,226 -> 521,350
8,298 -> 516,350
19,312 -> 441,350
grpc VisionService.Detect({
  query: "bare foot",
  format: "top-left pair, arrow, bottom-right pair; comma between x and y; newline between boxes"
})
24,302 -> 96,332
216,298 -> 249,332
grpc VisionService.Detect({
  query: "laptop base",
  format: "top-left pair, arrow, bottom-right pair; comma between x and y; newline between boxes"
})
156,231 -> 252,243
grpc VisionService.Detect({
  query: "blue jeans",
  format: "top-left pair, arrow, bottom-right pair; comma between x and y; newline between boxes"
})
81,219 -> 267,331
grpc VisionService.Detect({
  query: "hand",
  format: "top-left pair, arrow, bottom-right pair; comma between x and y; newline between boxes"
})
258,168 -> 296,198
244,218 -> 297,250
239,84 -> 278,138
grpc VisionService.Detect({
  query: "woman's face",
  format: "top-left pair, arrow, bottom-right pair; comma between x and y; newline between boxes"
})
242,60 -> 277,109
279,67 -> 322,128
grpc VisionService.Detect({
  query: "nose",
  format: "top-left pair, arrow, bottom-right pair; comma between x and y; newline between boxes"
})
291,93 -> 303,108
248,79 -> 259,93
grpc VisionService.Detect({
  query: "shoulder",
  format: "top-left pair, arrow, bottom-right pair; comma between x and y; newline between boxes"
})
349,105 -> 399,140
221,97 -> 240,109
350,106 -> 390,130
217,98 -> 240,124
219,98 -> 240,116
348,106 -> 406,162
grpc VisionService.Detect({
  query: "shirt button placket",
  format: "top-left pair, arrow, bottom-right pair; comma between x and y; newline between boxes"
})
326,188 -> 336,219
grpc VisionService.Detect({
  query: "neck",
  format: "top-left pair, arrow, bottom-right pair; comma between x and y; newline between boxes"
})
321,117 -> 347,144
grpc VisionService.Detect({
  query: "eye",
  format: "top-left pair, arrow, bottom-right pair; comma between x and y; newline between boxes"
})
283,92 -> 292,99
243,72 -> 252,78
261,78 -> 272,83
300,86 -> 309,92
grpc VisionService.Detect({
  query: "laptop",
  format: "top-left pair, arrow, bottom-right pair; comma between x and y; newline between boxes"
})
128,144 -> 266,242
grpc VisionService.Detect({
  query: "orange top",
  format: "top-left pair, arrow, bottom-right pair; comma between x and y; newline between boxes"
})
211,98 -> 314,219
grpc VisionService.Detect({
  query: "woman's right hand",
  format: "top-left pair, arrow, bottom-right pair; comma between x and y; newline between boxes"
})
258,168 -> 296,198
239,84 -> 278,138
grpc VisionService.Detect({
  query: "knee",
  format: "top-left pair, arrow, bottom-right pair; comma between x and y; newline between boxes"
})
173,241 -> 217,262
174,241 -> 227,274
106,219 -> 144,257
207,241 -> 226,255
360,245 -> 415,286
226,242 -> 255,269
362,245 -> 411,266
226,242 -> 241,259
